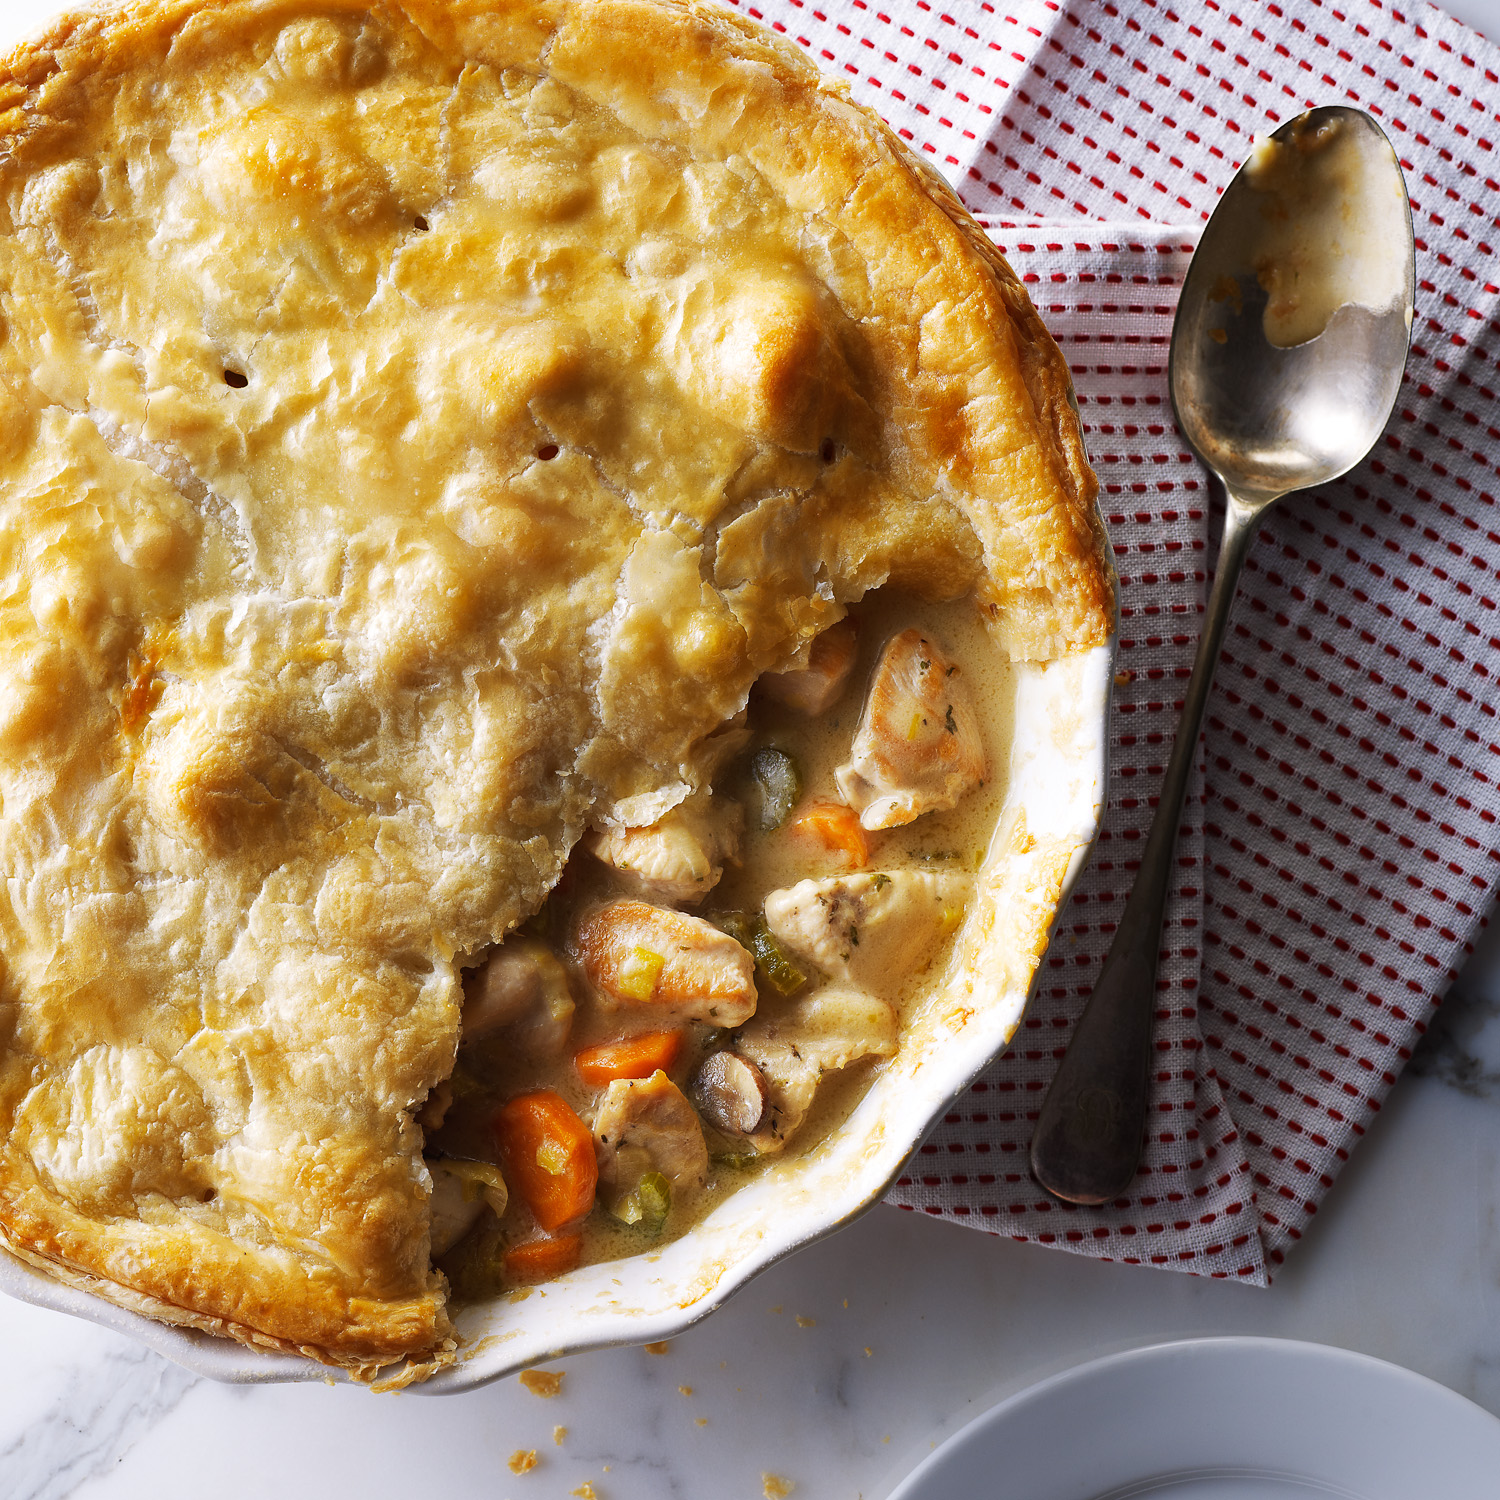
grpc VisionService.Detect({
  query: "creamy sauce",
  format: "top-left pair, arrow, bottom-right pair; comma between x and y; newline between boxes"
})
432,586 -> 1016,1295
718,589 -> 1014,925
1221,113 -> 1408,348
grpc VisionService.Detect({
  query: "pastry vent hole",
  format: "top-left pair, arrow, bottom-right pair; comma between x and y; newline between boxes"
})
223,369 -> 248,389
200,1187 -> 217,1203
820,438 -> 836,463
536,443 -> 560,461
414,215 -> 430,231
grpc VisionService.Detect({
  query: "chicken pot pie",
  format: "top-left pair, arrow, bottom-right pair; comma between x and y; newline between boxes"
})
0,0 -> 1111,1380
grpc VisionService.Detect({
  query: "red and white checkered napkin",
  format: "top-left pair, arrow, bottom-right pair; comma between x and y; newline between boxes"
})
728,0 -> 1500,1282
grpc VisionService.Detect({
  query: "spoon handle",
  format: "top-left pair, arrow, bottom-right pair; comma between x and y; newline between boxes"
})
1030,487 -> 1267,1205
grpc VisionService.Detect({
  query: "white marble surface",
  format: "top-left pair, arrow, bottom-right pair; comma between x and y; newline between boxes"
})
2,917 -> 1496,1500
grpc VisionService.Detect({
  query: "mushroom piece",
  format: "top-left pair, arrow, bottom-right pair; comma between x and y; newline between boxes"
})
834,628 -> 985,830
461,936 -> 576,1059
762,869 -> 971,992
592,1070 -> 710,1222
735,983 -> 899,1155
584,788 -> 743,905
691,1051 -> 769,1137
758,617 -> 858,716
574,899 -> 758,1026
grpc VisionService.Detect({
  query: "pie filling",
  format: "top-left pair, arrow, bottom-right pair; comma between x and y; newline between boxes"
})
427,587 -> 1010,1293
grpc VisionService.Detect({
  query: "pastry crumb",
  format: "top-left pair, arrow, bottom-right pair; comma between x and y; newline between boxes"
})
520,1369 -> 565,1397
695,1417 -> 709,1428
795,1315 -> 816,1328
762,1475 -> 794,1498
864,1347 -> 873,1357
678,1384 -> 693,1396
553,1426 -> 568,1446
645,1340 -> 671,1355
769,1304 -> 783,1315
842,1298 -> 849,1309
570,1485 -> 598,1500
507,1450 -> 538,1475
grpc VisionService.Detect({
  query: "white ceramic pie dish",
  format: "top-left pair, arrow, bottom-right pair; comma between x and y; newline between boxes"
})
0,629 -> 1114,1390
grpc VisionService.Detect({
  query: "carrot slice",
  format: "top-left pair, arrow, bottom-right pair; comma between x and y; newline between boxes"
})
575,1029 -> 685,1087
505,1232 -> 583,1282
788,799 -> 870,867
494,1090 -> 598,1232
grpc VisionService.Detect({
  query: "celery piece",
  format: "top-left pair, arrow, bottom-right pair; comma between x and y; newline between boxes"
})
636,1171 -> 672,1229
714,911 -> 760,970
747,925 -> 806,996
715,911 -> 755,949
712,1151 -> 759,1170
748,747 -> 802,831
712,911 -> 805,995
611,1170 -> 672,1232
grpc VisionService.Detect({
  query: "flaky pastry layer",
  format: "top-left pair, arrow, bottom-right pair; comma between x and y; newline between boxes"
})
0,0 -> 1110,1372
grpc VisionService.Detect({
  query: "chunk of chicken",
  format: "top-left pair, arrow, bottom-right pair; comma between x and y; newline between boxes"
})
735,984 -> 899,1154
427,1159 -> 508,1256
575,899 -> 757,1026
461,936 -> 576,1059
763,870 -> 971,992
758,617 -> 858,716
584,788 -> 743,905
428,1163 -> 484,1256
592,1070 -> 710,1217
834,628 -> 985,830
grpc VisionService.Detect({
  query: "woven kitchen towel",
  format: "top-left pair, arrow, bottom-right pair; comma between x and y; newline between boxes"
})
722,0 -> 1500,1283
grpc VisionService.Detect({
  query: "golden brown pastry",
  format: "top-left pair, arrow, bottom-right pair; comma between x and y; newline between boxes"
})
0,0 -> 1109,1376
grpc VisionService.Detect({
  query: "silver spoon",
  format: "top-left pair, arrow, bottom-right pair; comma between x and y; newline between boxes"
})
1030,106 -> 1416,1206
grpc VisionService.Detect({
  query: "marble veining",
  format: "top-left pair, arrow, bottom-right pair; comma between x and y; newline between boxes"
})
1,1340 -> 196,1500
1409,981 -> 1500,1098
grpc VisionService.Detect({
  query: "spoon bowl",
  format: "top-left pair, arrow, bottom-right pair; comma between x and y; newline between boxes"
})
1171,105 -> 1416,503
1030,106 -> 1415,1206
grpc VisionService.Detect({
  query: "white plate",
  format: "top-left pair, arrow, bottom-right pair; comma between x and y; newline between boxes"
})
888,1337 -> 1500,1500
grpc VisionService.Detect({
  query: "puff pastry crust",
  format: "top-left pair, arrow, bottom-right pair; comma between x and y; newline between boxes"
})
0,0 -> 1110,1373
